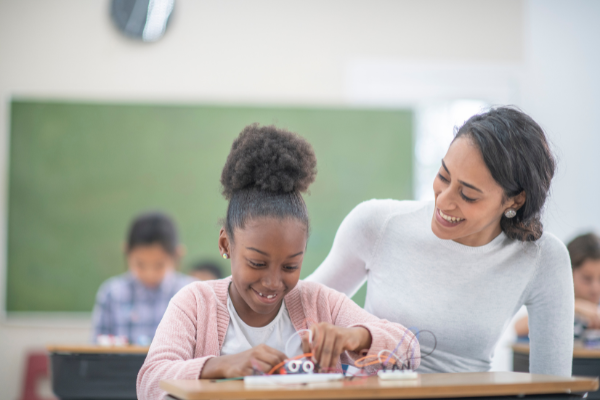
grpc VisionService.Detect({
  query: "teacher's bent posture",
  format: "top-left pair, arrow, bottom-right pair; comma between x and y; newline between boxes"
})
307,107 -> 574,376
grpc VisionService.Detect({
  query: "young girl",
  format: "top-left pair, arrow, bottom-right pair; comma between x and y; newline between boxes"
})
137,125 -> 419,399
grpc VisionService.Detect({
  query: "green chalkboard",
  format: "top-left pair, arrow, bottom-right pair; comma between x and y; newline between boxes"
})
7,101 -> 413,312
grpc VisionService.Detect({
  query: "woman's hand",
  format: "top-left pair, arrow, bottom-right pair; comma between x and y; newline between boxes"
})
302,322 -> 372,371
201,344 -> 288,379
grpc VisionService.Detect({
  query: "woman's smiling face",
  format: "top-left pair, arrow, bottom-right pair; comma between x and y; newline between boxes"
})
431,136 -> 525,247
219,217 -> 307,327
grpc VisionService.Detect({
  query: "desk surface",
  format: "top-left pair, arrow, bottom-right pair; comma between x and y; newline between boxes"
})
512,343 -> 600,359
160,372 -> 598,400
47,344 -> 149,354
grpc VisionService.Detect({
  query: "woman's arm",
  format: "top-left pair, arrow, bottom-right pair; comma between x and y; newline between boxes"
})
526,235 -> 574,376
515,298 -> 600,337
306,200 -> 394,297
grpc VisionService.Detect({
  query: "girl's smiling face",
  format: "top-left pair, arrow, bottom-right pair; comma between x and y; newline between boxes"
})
219,217 -> 307,327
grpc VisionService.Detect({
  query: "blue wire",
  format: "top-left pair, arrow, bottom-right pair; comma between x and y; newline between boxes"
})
409,329 -> 421,369
384,326 -> 419,367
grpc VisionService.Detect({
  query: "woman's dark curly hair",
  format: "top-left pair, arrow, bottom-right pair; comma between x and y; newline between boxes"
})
454,107 -> 556,242
220,124 -> 317,240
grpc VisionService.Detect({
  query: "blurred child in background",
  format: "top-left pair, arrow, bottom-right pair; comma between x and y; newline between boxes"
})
189,260 -> 224,281
515,232 -> 600,339
92,212 -> 194,345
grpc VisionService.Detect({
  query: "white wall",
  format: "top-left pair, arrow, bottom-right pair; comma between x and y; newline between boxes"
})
3,0 -> 598,398
522,0 -> 600,243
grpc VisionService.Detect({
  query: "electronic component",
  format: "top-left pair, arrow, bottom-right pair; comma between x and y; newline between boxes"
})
244,373 -> 344,386
282,359 -> 315,374
268,353 -> 317,376
377,370 -> 418,380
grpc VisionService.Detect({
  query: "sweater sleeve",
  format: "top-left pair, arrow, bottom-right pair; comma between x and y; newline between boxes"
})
525,234 -> 574,376
325,285 -> 421,371
137,286 -> 215,400
306,199 -> 396,297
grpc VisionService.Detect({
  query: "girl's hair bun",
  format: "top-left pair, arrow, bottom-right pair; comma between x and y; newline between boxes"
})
221,124 -> 317,200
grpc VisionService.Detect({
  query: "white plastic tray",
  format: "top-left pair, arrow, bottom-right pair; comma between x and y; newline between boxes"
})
244,373 -> 345,386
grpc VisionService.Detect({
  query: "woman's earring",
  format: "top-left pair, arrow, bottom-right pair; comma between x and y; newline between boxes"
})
222,253 -> 229,259
504,209 -> 517,218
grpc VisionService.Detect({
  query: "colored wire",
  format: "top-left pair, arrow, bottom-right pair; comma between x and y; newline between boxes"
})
213,377 -> 244,382
405,329 -> 437,361
285,328 -> 313,356
354,328 -> 438,372
383,328 -> 413,366
354,354 -> 395,368
378,349 -> 402,369
409,329 -> 421,369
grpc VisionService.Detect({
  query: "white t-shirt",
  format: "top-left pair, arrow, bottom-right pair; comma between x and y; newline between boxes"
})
221,294 -> 303,358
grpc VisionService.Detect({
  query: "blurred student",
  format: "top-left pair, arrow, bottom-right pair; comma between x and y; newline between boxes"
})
92,212 -> 194,345
515,233 -> 600,338
189,260 -> 224,281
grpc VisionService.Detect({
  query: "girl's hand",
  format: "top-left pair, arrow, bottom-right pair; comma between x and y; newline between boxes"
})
201,344 -> 288,379
302,322 -> 372,371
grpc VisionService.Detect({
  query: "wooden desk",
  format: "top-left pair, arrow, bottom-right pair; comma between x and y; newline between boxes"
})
47,344 -> 149,354
47,344 -> 148,400
513,343 -> 600,359
512,344 -> 600,399
160,372 -> 598,400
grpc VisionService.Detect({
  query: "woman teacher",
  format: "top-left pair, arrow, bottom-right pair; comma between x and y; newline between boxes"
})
307,107 -> 573,376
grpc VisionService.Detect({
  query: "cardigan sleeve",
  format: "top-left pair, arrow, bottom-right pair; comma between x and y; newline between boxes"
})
136,285 -> 217,400
525,233 -> 574,376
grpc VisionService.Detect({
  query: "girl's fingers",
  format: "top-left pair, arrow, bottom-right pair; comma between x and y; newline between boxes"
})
311,325 -> 323,362
326,340 -> 343,371
319,327 -> 337,370
265,346 -> 289,361
248,358 -> 272,375
256,347 -> 288,367
301,335 -> 311,354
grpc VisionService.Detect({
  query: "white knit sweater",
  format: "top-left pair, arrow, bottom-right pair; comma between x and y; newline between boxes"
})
307,199 -> 574,376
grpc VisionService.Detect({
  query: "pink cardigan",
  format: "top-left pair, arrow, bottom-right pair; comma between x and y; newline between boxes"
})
137,278 -> 419,399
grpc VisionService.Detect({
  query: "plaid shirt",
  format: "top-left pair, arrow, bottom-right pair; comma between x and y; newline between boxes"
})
91,271 -> 194,345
